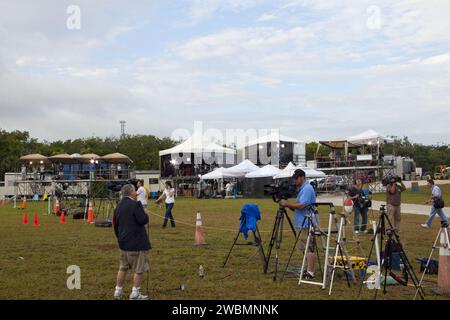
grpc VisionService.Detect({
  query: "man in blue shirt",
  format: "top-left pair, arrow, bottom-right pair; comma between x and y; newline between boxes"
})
280,169 -> 317,279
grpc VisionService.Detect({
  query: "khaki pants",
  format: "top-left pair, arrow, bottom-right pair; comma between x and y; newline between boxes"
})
387,204 -> 401,233
119,250 -> 150,274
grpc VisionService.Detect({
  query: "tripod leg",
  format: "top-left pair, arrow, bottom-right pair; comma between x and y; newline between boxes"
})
254,226 -> 268,272
223,223 -> 243,267
329,217 -> 344,295
298,224 -> 312,285
358,218 -> 381,299
414,228 -> 441,300
273,212 -> 284,281
281,227 -> 303,282
264,211 -> 281,274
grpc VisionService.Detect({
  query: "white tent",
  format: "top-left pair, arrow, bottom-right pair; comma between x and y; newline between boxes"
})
245,165 -> 283,178
200,167 -> 239,180
273,166 -> 326,179
223,159 -> 259,177
347,129 -> 394,146
159,135 -> 236,157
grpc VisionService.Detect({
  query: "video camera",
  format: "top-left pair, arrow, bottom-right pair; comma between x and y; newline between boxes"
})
106,179 -> 140,192
382,175 -> 402,187
264,181 -> 298,203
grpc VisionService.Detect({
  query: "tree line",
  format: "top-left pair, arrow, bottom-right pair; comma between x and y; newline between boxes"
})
0,129 -> 176,180
1,129 -> 449,180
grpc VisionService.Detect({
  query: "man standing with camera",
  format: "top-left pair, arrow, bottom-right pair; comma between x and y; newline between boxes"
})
280,169 -> 317,279
421,179 -> 449,228
386,176 -> 406,234
113,184 -> 151,300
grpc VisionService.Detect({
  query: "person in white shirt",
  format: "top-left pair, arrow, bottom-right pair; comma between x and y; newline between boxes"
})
421,179 -> 449,228
156,181 -> 176,228
136,180 -> 148,208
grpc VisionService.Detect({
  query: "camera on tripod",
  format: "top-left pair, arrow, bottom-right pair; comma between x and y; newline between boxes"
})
382,175 -> 402,187
264,181 -> 297,203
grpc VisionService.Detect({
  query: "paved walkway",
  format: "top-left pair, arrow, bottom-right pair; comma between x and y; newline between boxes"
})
317,194 -> 450,217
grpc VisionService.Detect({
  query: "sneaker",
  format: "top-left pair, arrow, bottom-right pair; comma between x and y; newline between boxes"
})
421,224 -> 430,228
302,271 -> 315,280
354,230 -> 359,234
362,230 -> 368,234
114,287 -> 123,300
129,292 -> 149,300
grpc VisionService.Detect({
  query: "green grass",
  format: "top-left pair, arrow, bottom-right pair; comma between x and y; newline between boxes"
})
372,183 -> 450,205
0,198 -> 447,300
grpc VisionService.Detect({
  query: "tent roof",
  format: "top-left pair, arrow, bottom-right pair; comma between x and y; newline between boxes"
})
159,135 -> 236,157
245,165 -> 282,178
347,129 -> 394,145
274,166 -> 326,179
20,154 -> 49,163
246,133 -> 301,146
319,140 -> 358,149
48,154 -> 72,163
101,153 -> 133,163
200,167 -> 239,180
79,153 -> 101,163
223,159 -> 259,177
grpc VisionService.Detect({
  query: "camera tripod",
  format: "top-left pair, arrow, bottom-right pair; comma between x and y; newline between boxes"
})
264,202 -> 297,281
414,221 -> 450,299
358,205 -> 425,300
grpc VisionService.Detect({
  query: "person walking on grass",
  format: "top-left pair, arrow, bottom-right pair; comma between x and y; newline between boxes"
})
113,184 -> 151,300
136,180 -> 148,209
156,181 -> 176,228
348,179 -> 368,234
421,179 -> 449,228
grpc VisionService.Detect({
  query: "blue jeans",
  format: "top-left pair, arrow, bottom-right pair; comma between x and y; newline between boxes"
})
425,206 -> 448,227
163,203 -> 175,227
354,206 -> 368,232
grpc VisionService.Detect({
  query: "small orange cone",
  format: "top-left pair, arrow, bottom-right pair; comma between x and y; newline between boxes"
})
433,230 -> 450,295
33,213 -> 40,227
194,211 -> 207,246
22,212 -> 28,225
54,199 -> 60,216
21,196 -> 27,210
59,211 -> 66,224
87,200 -> 94,224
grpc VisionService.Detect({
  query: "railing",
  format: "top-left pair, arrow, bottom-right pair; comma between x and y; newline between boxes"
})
16,169 -> 133,181
315,157 -> 394,169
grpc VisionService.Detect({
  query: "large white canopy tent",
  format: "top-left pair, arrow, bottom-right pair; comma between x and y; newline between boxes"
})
223,159 -> 259,177
244,164 -> 282,178
159,135 -> 236,157
273,165 -> 326,179
200,167 -> 240,180
347,129 -> 394,146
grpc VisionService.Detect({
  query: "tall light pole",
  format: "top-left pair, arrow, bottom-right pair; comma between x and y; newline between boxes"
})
120,120 -> 126,138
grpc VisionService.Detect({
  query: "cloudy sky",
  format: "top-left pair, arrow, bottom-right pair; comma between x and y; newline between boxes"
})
0,0 -> 449,144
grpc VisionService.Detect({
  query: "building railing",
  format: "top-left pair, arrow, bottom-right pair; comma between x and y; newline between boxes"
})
16,169 -> 133,181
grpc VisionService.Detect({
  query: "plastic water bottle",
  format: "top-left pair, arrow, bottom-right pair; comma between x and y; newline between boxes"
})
199,265 -> 205,278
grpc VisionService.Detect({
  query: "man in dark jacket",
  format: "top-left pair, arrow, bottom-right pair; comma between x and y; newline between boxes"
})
113,184 -> 151,300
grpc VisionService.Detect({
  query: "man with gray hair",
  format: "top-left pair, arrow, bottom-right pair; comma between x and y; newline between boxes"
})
113,184 -> 151,300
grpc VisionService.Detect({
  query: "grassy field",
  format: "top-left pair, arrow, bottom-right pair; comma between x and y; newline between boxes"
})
372,183 -> 450,205
0,198 -> 448,300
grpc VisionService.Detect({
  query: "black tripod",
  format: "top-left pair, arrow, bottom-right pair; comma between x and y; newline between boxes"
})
358,204 -> 425,300
264,203 -> 297,281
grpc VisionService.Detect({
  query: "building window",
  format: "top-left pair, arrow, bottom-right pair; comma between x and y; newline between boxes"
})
149,178 -> 159,185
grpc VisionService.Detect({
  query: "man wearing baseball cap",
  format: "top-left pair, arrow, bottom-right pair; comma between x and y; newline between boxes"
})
280,169 -> 317,279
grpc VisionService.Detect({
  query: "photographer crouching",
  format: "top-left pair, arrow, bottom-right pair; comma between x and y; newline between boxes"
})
386,176 -> 406,234
113,184 -> 151,300
280,169 -> 317,280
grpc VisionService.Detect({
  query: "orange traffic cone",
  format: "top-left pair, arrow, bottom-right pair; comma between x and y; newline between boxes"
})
87,200 -> 94,224
22,212 -> 28,225
432,229 -> 450,295
59,211 -> 66,224
21,196 -> 27,210
33,213 -> 40,227
194,211 -> 207,246
54,199 -> 60,216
